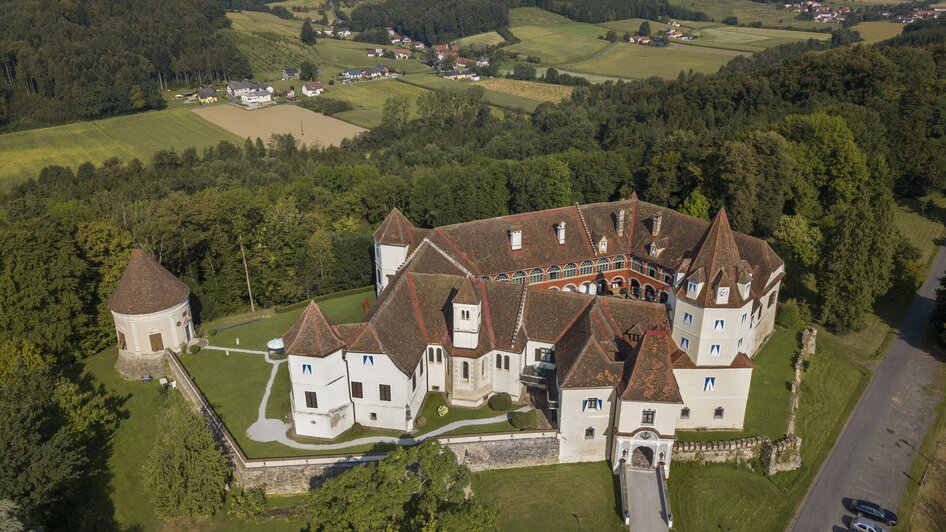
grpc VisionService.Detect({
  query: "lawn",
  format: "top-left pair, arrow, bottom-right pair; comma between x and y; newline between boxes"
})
80,349 -> 309,531
677,326 -> 798,442
0,108 -> 239,187
204,287 -> 376,352
473,462 -> 626,531
397,74 -> 544,112
328,79 -> 430,128
564,41 -> 746,79
852,21 -> 905,44
506,24 -> 611,65
508,6 -> 572,27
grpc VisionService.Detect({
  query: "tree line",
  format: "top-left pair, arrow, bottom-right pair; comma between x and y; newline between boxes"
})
0,0 -> 253,132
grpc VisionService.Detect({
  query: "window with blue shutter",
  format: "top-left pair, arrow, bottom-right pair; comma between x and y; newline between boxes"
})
302,363 -> 312,375
741,313 -> 747,325
683,312 -> 693,325
583,398 -> 601,411
687,282 -> 697,294
363,355 -> 374,366
714,319 -> 724,331
710,344 -> 721,356
680,337 -> 690,350
737,338 -> 744,351
704,377 -> 716,391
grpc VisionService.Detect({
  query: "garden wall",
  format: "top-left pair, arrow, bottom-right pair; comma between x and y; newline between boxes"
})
672,436 -> 769,464
166,350 -> 561,495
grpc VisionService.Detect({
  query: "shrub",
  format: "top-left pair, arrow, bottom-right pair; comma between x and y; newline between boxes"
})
415,415 -> 427,429
229,486 -> 267,521
349,422 -> 363,436
188,344 -> 201,354
437,405 -> 449,417
488,392 -> 512,411
776,298 -> 812,330
510,410 -> 537,430
207,328 -> 217,337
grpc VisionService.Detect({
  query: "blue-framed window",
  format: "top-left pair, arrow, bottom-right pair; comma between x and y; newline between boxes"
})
680,337 -> 690,350
714,319 -> 724,331
582,398 -> 603,411
362,355 -> 374,366
710,344 -> 721,356
704,377 -> 716,392
683,312 -> 693,325
687,281 -> 697,294
302,363 -> 313,375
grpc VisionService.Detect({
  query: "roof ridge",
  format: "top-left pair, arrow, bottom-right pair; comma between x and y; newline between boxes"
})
510,283 -> 529,348
426,233 -> 477,277
432,228 -> 481,275
574,202 -> 597,255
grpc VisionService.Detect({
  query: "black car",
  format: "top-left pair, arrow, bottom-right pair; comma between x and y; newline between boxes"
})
852,499 -> 898,526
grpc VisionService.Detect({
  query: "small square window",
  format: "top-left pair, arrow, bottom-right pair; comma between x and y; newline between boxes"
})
362,355 -> 374,366
704,377 -> 716,392
680,337 -> 690,350
641,409 -> 655,425
710,344 -> 721,356
584,427 -> 595,439
370,412 -> 378,421
302,364 -> 313,375
680,407 -> 690,419
714,407 -> 725,419
687,282 -> 697,294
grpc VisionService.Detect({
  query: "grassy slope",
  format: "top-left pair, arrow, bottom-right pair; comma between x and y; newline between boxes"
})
687,25 -> 830,52
453,31 -> 507,49
473,462 -> 626,531
328,79 -> 430,128
666,0 -> 826,29
506,24 -> 611,64
565,41 -> 746,79
508,6 -> 572,27
0,109 -> 239,188
398,74 -> 544,112
852,21 -> 906,44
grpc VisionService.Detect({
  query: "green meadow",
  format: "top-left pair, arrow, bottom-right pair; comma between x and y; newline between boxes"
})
397,74 -> 544,112
0,108 -> 239,187
565,41 -> 746,79
329,79 -> 431,128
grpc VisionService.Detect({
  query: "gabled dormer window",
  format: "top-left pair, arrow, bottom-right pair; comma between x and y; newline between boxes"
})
598,238 -> 607,253
650,245 -> 658,256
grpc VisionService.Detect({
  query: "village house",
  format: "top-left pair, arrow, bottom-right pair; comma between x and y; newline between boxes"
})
442,69 -> 477,81
432,44 -> 450,61
632,34 -> 652,45
301,82 -> 324,97
227,81 -> 274,98
391,47 -> 413,60
413,41 -> 426,51
282,68 -> 300,80
197,88 -> 217,103
366,48 -> 384,57
335,27 -> 352,38
241,90 -> 272,106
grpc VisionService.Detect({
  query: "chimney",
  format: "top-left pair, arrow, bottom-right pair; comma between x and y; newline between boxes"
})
653,211 -> 663,236
509,229 -> 522,250
556,222 -> 566,244
617,209 -> 625,237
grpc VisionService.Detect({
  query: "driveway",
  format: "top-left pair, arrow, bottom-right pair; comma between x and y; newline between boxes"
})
623,468 -> 668,532
789,246 -> 946,531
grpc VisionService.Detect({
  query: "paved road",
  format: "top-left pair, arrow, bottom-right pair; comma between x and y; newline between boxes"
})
624,468 -> 668,532
789,246 -> 946,531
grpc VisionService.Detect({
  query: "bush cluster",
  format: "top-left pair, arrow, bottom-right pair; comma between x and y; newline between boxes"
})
510,410 -> 537,430
776,298 -> 812,330
488,392 -> 512,411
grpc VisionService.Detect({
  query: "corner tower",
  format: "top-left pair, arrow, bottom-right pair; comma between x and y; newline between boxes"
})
373,207 -> 416,294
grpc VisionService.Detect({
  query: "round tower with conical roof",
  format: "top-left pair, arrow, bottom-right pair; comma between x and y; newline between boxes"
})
107,248 -> 193,380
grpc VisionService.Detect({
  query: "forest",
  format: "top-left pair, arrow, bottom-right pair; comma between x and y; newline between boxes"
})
0,0 -> 252,132
349,0 -> 510,44
1,14 -> 946,529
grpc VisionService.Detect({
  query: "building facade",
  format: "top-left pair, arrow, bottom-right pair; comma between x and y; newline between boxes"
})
283,196 -> 784,472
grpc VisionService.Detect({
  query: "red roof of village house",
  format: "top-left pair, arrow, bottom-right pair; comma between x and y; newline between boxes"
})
107,248 -> 190,315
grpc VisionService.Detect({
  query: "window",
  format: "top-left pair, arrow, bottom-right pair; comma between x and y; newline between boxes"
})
117,331 -> 127,350
584,427 -> 595,440
613,255 -> 626,270
504,356 -> 510,370
596,258 -> 609,273
481,359 -> 486,376
535,348 -> 554,363
548,265 -> 561,280
363,355 -> 375,366
737,338 -> 744,351
583,398 -> 602,411
750,315 -> 756,329
714,407 -> 725,419
632,257 -> 643,272
680,407 -> 690,419
420,360 -> 424,376
710,344 -> 721,356
647,265 -> 658,278
529,268 -> 544,284
599,240 -> 607,253
580,261 -> 594,275
302,363 -> 313,375
704,377 -> 716,392
683,312 -> 693,325
461,309 -> 470,320
650,246 -> 658,256
680,337 -> 690,350
663,270 -> 674,285
741,313 -> 747,325
461,362 -> 469,381
305,391 -> 318,409
496,354 -> 503,369
412,373 -> 417,390
512,271 -> 526,284
495,273 -> 509,282
428,347 -> 435,362
149,332 -> 164,352
687,282 -> 697,294
768,292 -> 776,308
379,384 -> 392,402
714,319 -> 724,331
370,412 -> 378,421
641,409 -> 656,425
564,263 -> 577,277
436,348 -> 443,362
351,381 -> 363,398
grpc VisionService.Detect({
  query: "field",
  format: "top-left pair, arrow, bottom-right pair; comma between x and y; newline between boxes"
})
0,108 -> 239,187
473,462 -> 626,531
506,24 -> 612,64
398,74 -> 545,112
599,17 -> 685,35
192,104 -> 366,147
565,41 -> 746,79
508,6 -> 572,27
474,78 -> 573,103
327,79 -> 430,128
667,0 -> 825,29
453,31 -> 507,50
687,25 -> 830,52
852,21 -> 906,43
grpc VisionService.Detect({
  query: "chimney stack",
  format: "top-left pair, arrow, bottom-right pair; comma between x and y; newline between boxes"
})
556,222 -> 566,244
617,209 -> 625,237
509,229 -> 522,250
653,212 -> 663,236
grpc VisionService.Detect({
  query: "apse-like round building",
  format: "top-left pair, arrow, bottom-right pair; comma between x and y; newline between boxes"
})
107,248 -> 193,380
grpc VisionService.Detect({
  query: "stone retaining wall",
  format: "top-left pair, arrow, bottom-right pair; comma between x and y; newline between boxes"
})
442,433 -> 560,472
763,435 -> 802,475
115,349 -> 167,380
672,436 -> 770,464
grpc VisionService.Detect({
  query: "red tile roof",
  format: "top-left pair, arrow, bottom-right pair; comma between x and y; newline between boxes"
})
282,301 -> 346,357
107,248 -> 190,315
374,207 -> 414,246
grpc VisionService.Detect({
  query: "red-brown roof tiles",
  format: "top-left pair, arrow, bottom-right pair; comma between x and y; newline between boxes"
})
282,301 -> 346,357
107,248 -> 190,315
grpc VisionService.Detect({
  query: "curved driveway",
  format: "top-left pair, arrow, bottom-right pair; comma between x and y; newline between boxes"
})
789,246 -> 946,531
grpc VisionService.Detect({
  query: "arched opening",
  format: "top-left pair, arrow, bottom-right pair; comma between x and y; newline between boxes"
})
563,284 -> 577,292
644,285 -> 656,301
596,279 -> 608,295
579,282 -> 593,294
631,446 -> 655,469
610,276 -> 625,290
658,290 -> 669,303
630,278 -> 641,299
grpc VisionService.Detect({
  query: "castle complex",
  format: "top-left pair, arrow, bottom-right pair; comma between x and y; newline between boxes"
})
108,194 -> 783,472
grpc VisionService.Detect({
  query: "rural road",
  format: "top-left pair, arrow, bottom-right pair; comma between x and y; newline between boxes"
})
789,246 -> 946,531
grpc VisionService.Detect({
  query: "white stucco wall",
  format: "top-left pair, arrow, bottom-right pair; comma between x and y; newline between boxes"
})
673,367 -> 753,430
449,354 -> 492,407
524,340 -> 555,370
425,345 -> 447,393
615,400 -> 679,437
112,298 -> 193,355
558,387 -> 616,463
375,242 -> 408,293
288,351 -> 355,439
346,351 -> 412,431
489,349 -> 524,401
670,295 -> 755,367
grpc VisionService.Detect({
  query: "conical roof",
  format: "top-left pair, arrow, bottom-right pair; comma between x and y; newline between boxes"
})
107,248 -> 190,315
678,208 -> 746,307
453,277 -> 480,305
281,301 -> 346,357
373,207 -> 414,246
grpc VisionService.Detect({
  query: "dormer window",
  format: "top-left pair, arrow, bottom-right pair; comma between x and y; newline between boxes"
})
598,237 -> 608,253
650,246 -> 658,256
556,222 -> 566,244
509,229 -> 522,250
461,310 -> 470,320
